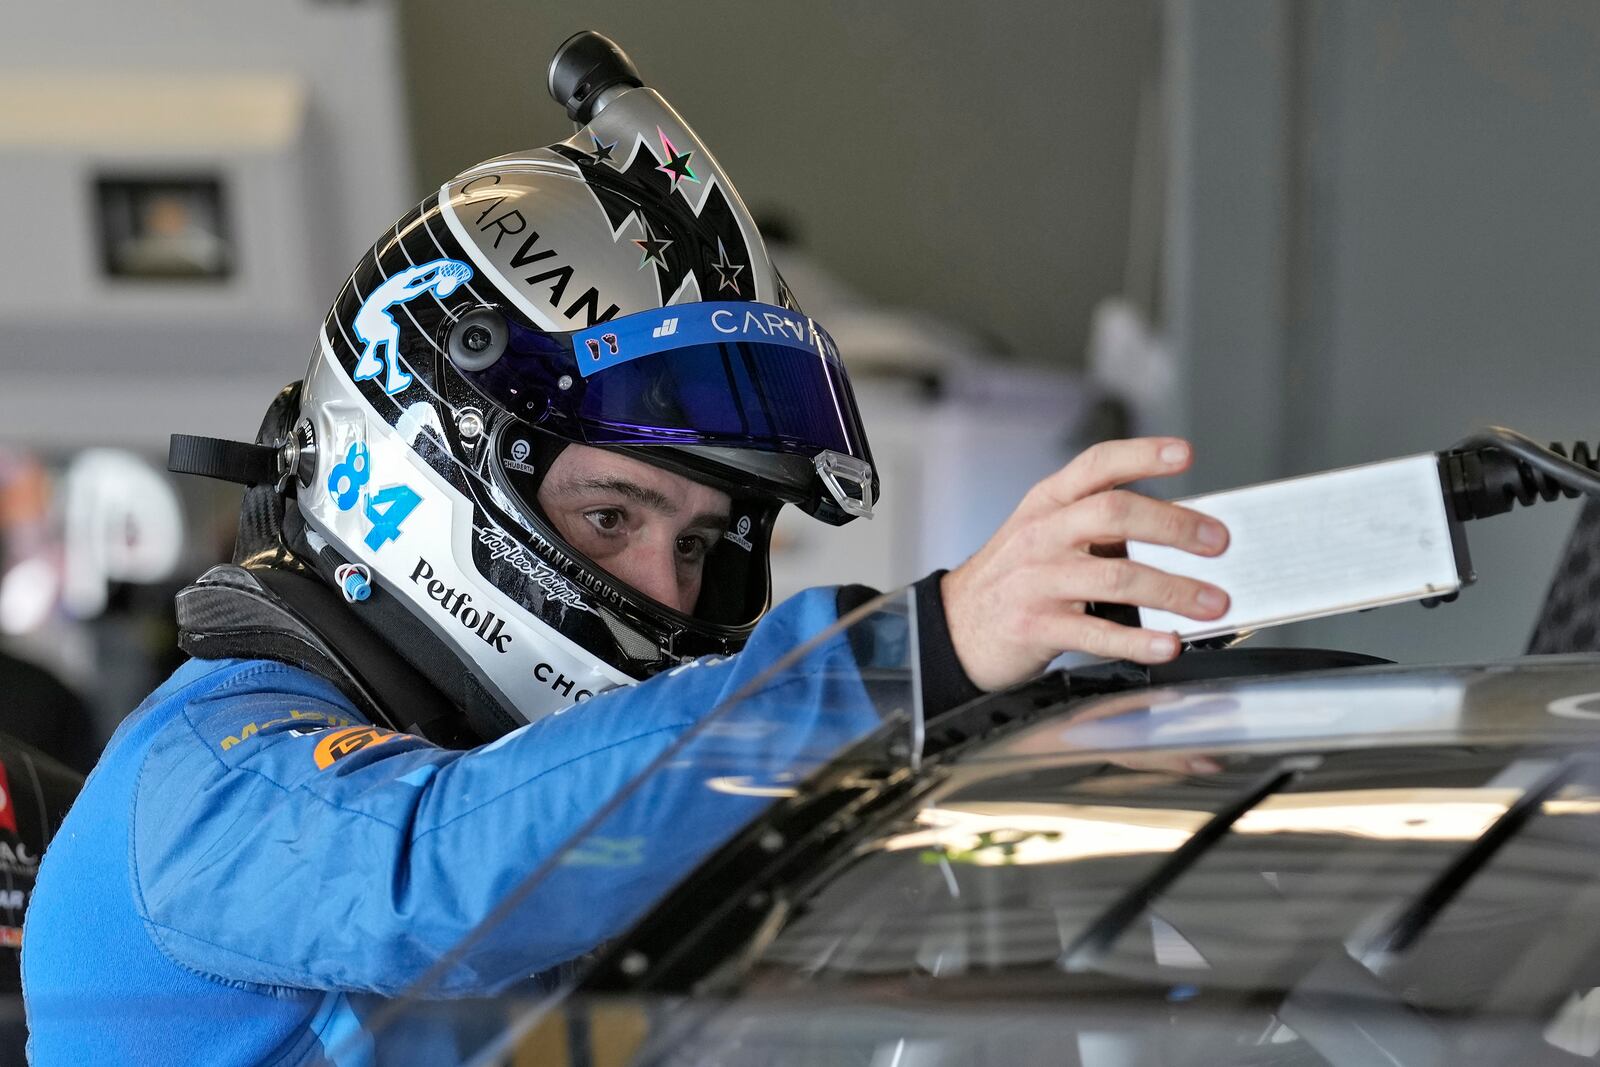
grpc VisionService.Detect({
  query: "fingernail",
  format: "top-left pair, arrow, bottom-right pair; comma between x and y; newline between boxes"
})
1159,442 -> 1189,465
1149,635 -> 1177,658
1196,588 -> 1226,613
1197,522 -> 1226,549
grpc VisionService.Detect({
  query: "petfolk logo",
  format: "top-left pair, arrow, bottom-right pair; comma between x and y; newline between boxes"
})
410,556 -> 513,652
352,259 -> 474,394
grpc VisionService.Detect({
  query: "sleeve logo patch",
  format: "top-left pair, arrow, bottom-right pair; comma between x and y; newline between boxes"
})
218,709 -> 353,751
313,726 -> 399,769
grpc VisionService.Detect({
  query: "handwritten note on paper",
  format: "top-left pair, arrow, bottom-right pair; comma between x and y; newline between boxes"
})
1129,454 -> 1463,640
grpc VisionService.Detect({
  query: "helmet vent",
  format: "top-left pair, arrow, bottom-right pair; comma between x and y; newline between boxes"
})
598,607 -> 662,662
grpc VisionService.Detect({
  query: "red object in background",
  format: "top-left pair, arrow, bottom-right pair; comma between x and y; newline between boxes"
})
0,763 -> 19,836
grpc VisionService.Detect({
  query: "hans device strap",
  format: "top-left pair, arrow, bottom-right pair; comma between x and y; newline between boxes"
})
167,435 -> 279,487
176,564 -> 470,748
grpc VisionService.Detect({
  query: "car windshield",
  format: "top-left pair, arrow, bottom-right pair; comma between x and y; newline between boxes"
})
329,586 -> 924,1064
340,648 -> 1600,1066
518,734 -> 1600,1067
718,736 -> 1600,1065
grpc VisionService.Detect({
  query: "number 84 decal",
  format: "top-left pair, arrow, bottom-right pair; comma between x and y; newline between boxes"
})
327,442 -> 421,550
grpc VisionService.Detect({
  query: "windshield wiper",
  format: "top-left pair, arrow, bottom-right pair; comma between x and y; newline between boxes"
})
1359,752 -> 1597,971
1058,755 -> 1322,972
1273,751 -> 1600,1067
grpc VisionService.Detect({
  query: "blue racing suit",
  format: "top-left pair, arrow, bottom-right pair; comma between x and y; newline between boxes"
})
22,584 -> 943,1066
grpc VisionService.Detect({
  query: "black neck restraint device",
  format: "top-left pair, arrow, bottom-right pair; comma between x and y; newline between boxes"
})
167,383 -> 477,748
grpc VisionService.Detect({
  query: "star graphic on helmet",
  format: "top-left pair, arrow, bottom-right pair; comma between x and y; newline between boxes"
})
711,239 -> 746,293
588,132 -> 617,165
632,221 -> 674,269
655,128 -> 699,191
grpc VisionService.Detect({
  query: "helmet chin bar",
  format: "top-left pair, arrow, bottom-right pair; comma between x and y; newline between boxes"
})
815,451 -> 875,520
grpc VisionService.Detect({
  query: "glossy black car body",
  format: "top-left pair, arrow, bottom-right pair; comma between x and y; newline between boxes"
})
534,650 -> 1600,1067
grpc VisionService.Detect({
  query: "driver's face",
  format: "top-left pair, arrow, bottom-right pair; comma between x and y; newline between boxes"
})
536,445 -> 732,614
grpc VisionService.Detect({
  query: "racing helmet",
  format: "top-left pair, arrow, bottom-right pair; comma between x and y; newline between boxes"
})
279,32 -> 876,738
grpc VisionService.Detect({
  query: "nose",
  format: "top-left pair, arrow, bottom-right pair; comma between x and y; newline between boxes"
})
611,539 -> 687,613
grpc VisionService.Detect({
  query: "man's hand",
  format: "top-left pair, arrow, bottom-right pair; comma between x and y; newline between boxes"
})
940,437 -> 1230,691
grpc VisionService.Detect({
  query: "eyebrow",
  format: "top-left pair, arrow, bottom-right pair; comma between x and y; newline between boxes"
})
559,476 -> 678,514
553,476 -> 730,532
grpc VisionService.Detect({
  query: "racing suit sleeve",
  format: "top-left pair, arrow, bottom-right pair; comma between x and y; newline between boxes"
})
857,570 -> 984,715
132,586 -> 899,996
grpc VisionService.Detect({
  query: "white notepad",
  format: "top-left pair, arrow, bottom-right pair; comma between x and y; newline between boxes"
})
1128,454 -> 1465,640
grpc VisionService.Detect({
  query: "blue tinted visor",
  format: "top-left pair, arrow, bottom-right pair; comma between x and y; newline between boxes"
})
468,302 -> 870,462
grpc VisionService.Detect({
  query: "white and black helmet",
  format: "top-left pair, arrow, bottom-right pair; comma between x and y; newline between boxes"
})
191,32 -> 877,740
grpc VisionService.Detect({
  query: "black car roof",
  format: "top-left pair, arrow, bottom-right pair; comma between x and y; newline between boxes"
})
972,654 -> 1600,765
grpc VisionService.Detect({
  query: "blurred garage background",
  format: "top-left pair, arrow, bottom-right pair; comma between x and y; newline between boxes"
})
3,0 -> 1599,757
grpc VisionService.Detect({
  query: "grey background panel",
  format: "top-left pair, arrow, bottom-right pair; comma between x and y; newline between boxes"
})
397,0 -> 1158,368
1169,0 -> 1600,663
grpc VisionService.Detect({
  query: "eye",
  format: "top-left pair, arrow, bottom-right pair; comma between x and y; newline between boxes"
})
675,534 -> 708,562
585,508 -> 623,533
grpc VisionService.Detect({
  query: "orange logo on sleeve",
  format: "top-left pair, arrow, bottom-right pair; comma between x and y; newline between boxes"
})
313,726 -> 398,769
